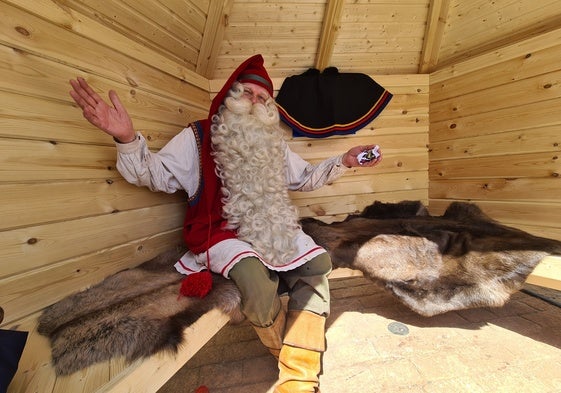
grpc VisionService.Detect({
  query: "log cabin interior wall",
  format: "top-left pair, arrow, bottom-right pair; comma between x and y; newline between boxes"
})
429,28 -> 561,242
1,0 -> 560,336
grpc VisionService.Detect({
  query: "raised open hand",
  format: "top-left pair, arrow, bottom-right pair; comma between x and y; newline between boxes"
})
69,77 -> 136,143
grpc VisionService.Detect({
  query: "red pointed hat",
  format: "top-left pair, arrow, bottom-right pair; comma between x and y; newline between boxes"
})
207,54 -> 273,120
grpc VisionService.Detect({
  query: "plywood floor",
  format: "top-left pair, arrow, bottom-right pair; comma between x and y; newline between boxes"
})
158,278 -> 561,393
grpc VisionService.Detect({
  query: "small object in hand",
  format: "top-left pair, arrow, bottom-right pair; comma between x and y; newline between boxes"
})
357,145 -> 380,165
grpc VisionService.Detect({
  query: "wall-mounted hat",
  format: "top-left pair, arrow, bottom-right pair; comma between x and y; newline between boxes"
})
276,67 -> 393,138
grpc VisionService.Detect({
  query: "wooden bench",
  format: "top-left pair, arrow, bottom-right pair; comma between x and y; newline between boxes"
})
5,258 -> 560,393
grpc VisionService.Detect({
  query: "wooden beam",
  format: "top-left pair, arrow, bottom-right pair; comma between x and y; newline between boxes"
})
526,256 -> 561,291
197,0 -> 234,79
419,0 -> 450,74
315,0 -> 345,71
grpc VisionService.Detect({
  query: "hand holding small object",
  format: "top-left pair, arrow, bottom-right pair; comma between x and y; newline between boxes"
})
357,145 -> 381,165
342,144 -> 383,168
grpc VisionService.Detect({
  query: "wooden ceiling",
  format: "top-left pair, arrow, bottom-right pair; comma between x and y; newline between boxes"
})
58,0 -> 561,80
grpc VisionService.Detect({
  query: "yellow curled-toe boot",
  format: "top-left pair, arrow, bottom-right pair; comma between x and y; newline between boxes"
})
274,310 -> 326,393
253,308 -> 286,359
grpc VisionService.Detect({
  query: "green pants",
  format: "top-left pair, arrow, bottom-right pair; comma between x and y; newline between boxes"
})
228,253 -> 332,327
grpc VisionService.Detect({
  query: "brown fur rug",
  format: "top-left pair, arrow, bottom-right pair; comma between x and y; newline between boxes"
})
38,201 -> 561,375
37,246 -> 244,376
302,201 -> 561,317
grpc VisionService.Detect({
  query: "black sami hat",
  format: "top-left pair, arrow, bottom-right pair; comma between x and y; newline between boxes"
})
275,67 -> 393,138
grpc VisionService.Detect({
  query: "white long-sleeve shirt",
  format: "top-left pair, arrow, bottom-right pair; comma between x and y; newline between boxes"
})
115,125 -> 348,276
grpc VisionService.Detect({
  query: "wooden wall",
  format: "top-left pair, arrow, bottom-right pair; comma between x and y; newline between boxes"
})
284,75 -> 429,221
429,27 -> 561,242
0,0 -> 207,327
0,0 -> 428,328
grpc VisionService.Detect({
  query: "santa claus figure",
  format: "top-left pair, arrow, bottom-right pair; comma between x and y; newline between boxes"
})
70,55 -> 382,392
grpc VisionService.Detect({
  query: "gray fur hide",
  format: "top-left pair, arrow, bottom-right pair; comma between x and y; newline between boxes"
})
302,201 -> 561,317
37,246 -> 244,376
39,201 -> 561,375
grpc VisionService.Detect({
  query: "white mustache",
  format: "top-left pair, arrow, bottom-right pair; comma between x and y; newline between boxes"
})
223,96 -> 279,126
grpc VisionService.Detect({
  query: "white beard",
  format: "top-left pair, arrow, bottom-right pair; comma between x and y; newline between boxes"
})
210,83 -> 300,267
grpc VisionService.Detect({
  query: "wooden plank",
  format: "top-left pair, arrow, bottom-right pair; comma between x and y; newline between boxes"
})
431,42 -> 561,103
119,0 -> 204,53
430,97 -> 561,142
0,2 -> 208,100
315,0 -> 344,70
69,0 -> 200,68
340,2 -> 430,23
0,230 -> 183,325
295,188 -> 429,218
197,0 -> 234,78
0,90 -> 189,149
429,152 -> 561,180
513,224 -> 561,243
0,138 -> 120,182
431,25 -> 561,83
429,126 -> 561,160
0,50 -> 207,127
526,256 -> 561,291
0,203 -> 185,279
329,52 -> 420,74
438,0 -> 561,67
96,309 -> 230,393
291,170 -> 428,201
429,178 -> 561,203
430,69 -> 561,123
0,179 -> 186,231
218,38 -> 320,57
223,21 -> 323,41
160,0 -> 207,32
228,3 -> 324,23
337,21 -> 426,39
418,0 -> 451,73
4,0 -> 208,90
5,307 -> 229,393
328,268 -> 364,280
288,133 -> 428,161
428,199 -> 561,229
54,362 -> 110,393
335,37 -> 424,54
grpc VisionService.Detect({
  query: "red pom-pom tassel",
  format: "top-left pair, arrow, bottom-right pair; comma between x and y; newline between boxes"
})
179,270 -> 213,298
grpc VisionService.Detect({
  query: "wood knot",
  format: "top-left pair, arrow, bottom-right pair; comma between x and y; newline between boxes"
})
126,77 -> 138,87
15,26 -> 30,36
27,238 -> 38,245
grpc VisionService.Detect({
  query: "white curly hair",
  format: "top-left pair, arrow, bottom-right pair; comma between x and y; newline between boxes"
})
211,82 -> 300,267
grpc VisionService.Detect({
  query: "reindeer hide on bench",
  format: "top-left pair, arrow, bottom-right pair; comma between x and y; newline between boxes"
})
38,201 -> 561,375
302,200 -> 561,317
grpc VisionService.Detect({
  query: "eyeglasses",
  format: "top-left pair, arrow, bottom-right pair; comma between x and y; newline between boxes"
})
242,87 -> 269,105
